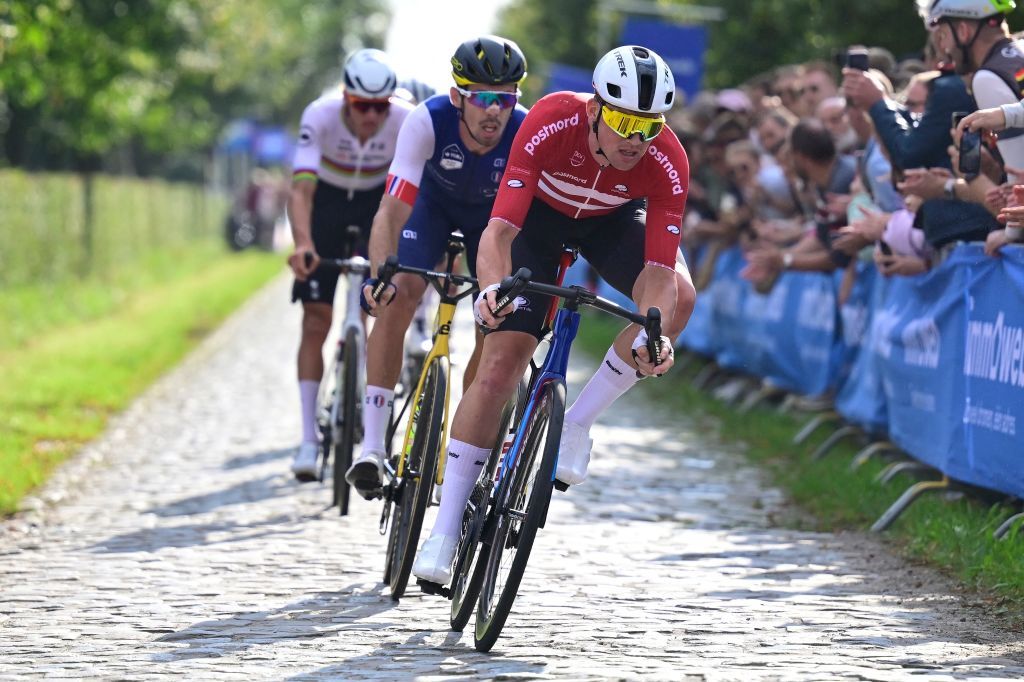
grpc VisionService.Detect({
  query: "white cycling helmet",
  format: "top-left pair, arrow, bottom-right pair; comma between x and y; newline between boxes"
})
916,0 -> 1015,28
343,48 -> 397,99
593,45 -> 675,114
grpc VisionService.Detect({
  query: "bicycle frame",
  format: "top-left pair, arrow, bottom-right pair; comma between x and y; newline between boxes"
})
393,295 -> 457,481
493,305 -> 579,490
327,262 -> 367,437
385,242 -> 478,485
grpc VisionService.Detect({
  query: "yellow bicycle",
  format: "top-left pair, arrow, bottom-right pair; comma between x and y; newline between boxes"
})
374,234 -> 478,600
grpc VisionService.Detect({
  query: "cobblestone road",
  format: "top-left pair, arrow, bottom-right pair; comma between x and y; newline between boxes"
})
3,275 -> 1023,681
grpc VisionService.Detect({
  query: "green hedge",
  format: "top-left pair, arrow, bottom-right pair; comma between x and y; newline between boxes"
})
0,170 -> 227,286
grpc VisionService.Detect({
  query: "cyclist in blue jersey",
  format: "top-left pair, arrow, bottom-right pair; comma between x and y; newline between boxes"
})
345,35 -> 529,499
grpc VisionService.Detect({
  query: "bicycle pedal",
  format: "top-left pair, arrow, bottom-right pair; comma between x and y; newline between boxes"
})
553,479 -> 569,493
416,578 -> 451,599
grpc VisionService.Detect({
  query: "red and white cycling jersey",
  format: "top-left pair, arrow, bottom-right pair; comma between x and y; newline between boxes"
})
291,89 -> 414,195
490,92 -> 689,268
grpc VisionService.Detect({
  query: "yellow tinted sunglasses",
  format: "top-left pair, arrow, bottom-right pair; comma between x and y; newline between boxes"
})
600,105 -> 666,142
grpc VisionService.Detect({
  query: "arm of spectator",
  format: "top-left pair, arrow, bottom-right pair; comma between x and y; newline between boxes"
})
874,249 -> 929,277
984,182 -> 1015,216
841,68 -> 885,110
958,105 -> 1011,134
897,167 -> 950,201
992,184 -> 1024,256
945,141 -> 1000,212
972,70 -> 1024,181
868,76 -> 974,170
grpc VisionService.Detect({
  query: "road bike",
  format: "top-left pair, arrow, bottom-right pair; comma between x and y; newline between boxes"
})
372,234 -> 479,600
312,226 -> 370,516
438,247 -> 580,631
435,249 -> 665,651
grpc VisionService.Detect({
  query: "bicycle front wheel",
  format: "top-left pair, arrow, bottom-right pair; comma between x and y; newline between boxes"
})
385,357 -> 447,600
331,327 -> 360,516
450,382 -> 522,631
474,380 -> 563,652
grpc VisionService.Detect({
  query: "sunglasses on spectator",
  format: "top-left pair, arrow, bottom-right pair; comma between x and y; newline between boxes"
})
348,96 -> 391,114
455,87 -> 520,110
600,105 -> 666,142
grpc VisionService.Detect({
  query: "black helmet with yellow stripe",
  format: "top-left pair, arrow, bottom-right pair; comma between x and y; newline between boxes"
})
451,35 -> 527,87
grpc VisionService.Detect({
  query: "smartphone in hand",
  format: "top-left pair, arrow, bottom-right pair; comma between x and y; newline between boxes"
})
846,46 -> 869,71
877,240 -> 893,256
959,129 -> 982,176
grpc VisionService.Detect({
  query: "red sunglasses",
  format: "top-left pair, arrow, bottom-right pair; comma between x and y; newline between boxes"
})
348,97 -> 391,114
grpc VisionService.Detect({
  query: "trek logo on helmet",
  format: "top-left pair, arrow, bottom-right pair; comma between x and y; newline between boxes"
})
616,51 -> 628,77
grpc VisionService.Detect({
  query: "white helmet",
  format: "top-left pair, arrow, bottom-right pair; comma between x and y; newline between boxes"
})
593,45 -> 675,114
343,49 -> 397,99
915,0 -> 1015,28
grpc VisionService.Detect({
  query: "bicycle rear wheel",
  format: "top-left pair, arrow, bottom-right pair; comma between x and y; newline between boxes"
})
474,380 -> 563,652
450,377 -> 525,631
385,358 -> 446,600
331,327 -> 359,516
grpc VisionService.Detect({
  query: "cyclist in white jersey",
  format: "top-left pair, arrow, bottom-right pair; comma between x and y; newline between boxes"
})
288,49 -> 414,481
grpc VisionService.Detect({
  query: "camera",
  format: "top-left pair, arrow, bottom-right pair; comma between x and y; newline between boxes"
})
846,46 -> 869,71
959,129 -> 982,177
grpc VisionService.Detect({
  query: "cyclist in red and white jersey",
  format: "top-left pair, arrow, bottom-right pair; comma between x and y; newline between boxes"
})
413,46 -> 697,584
287,49 -> 414,481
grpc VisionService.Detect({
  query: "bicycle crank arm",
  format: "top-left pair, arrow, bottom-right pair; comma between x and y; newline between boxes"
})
378,500 -> 392,536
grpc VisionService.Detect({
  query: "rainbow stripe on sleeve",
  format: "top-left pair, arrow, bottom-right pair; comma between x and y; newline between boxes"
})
292,169 -> 318,182
320,155 -> 391,178
386,173 -> 419,206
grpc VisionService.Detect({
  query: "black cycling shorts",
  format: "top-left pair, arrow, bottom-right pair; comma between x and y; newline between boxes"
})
292,181 -> 384,305
498,197 -> 663,339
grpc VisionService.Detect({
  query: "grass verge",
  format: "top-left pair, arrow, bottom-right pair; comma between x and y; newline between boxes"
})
0,244 -> 284,514
576,311 -> 1024,622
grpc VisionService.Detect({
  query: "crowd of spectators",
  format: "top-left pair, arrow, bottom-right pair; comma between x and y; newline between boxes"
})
671,5 -> 1024,307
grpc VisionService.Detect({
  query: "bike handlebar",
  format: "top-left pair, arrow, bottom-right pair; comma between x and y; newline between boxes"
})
493,267 -> 665,367
306,253 -> 371,276
372,254 -> 478,304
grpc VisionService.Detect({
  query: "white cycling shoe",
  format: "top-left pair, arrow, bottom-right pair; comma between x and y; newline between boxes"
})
345,448 -> 385,499
412,534 -> 459,585
555,421 -> 592,487
290,442 -> 320,482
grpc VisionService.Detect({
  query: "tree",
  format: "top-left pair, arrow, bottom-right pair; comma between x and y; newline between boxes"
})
0,0 -> 388,173
495,0 -> 1024,95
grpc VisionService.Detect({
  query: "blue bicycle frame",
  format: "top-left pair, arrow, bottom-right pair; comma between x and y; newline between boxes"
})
494,305 -> 580,489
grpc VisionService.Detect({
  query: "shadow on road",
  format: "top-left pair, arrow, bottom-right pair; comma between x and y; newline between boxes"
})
88,513 -> 304,553
153,584 -> 399,661
294,628 -> 546,681
147,472 -> 293,518
222,446 -> 293,471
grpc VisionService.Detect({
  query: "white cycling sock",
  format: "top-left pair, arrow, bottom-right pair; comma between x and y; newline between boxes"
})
432,439 -> 490,538
564,346 -> 640,431
362,386 -> 394,454
299,380 -> 319,444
